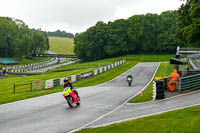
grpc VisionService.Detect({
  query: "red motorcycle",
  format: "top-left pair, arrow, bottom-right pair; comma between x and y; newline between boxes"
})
62,87 -> 80,107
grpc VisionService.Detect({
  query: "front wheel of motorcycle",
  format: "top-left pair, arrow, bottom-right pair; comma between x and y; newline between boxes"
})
76,102 -> 80,106
76,98 -> 81,106
67,96 -> 73,107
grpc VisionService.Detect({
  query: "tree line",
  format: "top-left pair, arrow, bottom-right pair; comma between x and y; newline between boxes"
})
47,30 -> 74,38
177,0 -> 200,47
74,0 -> 200,61
0,17 -> 49,61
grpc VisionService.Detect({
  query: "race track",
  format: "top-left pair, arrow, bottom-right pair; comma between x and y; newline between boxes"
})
0,63 -> 159,133
89,90 -> 200,128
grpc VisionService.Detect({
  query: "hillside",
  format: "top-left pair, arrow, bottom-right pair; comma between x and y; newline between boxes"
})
49,37 -> 74,55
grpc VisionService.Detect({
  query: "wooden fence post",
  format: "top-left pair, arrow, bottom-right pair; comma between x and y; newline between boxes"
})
13,84 -> 15,94
30,82 -> 32,92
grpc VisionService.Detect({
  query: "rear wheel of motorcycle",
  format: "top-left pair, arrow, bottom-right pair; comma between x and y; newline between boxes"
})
129,83 -> 131,86
67,96 -> 73,107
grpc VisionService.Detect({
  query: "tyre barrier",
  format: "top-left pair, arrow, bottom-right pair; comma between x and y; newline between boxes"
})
153,79 -> 165,100
45,60 -> 125,89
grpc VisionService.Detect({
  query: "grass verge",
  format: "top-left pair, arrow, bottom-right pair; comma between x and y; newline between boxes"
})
75,105 -> 200,133
129,62 -> 173,103
74,61 -> 136,87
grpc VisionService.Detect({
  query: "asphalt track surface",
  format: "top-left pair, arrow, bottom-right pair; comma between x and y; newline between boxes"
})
0,62 -> 159,133
89,90 -> 200,128
1,62 -> 200,133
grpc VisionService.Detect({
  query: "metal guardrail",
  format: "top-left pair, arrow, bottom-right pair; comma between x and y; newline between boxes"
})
45,60 -> 125,89
179,48 -> 200,51
32,54 -> 77,58
189,59 -> 198,70
177,46 -> 200,55
179,73 -> 200,91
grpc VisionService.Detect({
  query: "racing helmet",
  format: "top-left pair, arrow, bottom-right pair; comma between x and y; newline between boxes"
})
64,78 -> 69,83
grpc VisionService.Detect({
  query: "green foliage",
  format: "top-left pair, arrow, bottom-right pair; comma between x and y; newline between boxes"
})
105,19 -> 131,56
74,11 -> 184,61
74,21 -> 108,61
177,0 -> 200,47
128,14 -> 158,53
47,30 -> 74,38
0,17 -> 49,60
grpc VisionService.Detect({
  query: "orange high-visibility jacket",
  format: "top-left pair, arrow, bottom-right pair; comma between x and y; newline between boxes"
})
168,69 -> 180,82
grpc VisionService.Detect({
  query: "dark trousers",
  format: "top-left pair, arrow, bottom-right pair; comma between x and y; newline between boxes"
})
73,89 -> 80,98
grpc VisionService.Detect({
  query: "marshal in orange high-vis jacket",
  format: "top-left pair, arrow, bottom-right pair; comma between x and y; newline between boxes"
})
168,69 -> 180,91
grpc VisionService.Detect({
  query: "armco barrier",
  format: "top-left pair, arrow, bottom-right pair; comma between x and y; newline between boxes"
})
76,75 -> 81,81
107,65 -> 110,70
53,79 -> 60,87
179,73 -> 200,91
60,77 -> 66,86
110,64 -> 113,68
45,79 -> 53,89
94,70 -> 98,75
102,67 -> 105,72
81,71 -> 94,79
5,58 -> 63,73
71,75 -> 76,82
99,67 -> 103,73
68,76 -> 71,81
189,59 -> 198,70
45,60 -> 125,89
104,66 -> 107,72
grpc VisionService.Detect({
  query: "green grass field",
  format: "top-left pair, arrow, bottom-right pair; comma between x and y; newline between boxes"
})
49,37 -> 74,54
76,105 -> 200,133
0,55 -> 173,105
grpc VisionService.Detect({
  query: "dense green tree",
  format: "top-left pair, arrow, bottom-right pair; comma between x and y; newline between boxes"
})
47,30 -> 74,38
157,11 -> 185,53
74,11 -> 183,61
74,32 -> 88,61
127,14 -> 159,54
74,21 -> 107,61
74,3 -> 199,61
32,31 -> 47,54
177,0 -> 200,47
105,19 -> 131,56
0,17 -> 49,60
15,34 -> 32,60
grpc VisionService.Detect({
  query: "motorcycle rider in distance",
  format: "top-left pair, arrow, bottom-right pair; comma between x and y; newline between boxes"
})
127,75 -> 133,86
64,78 -> 80,99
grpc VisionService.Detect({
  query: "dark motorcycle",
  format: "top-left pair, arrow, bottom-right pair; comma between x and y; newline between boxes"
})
62,87 -> 80,107
127,75 -> 133,86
